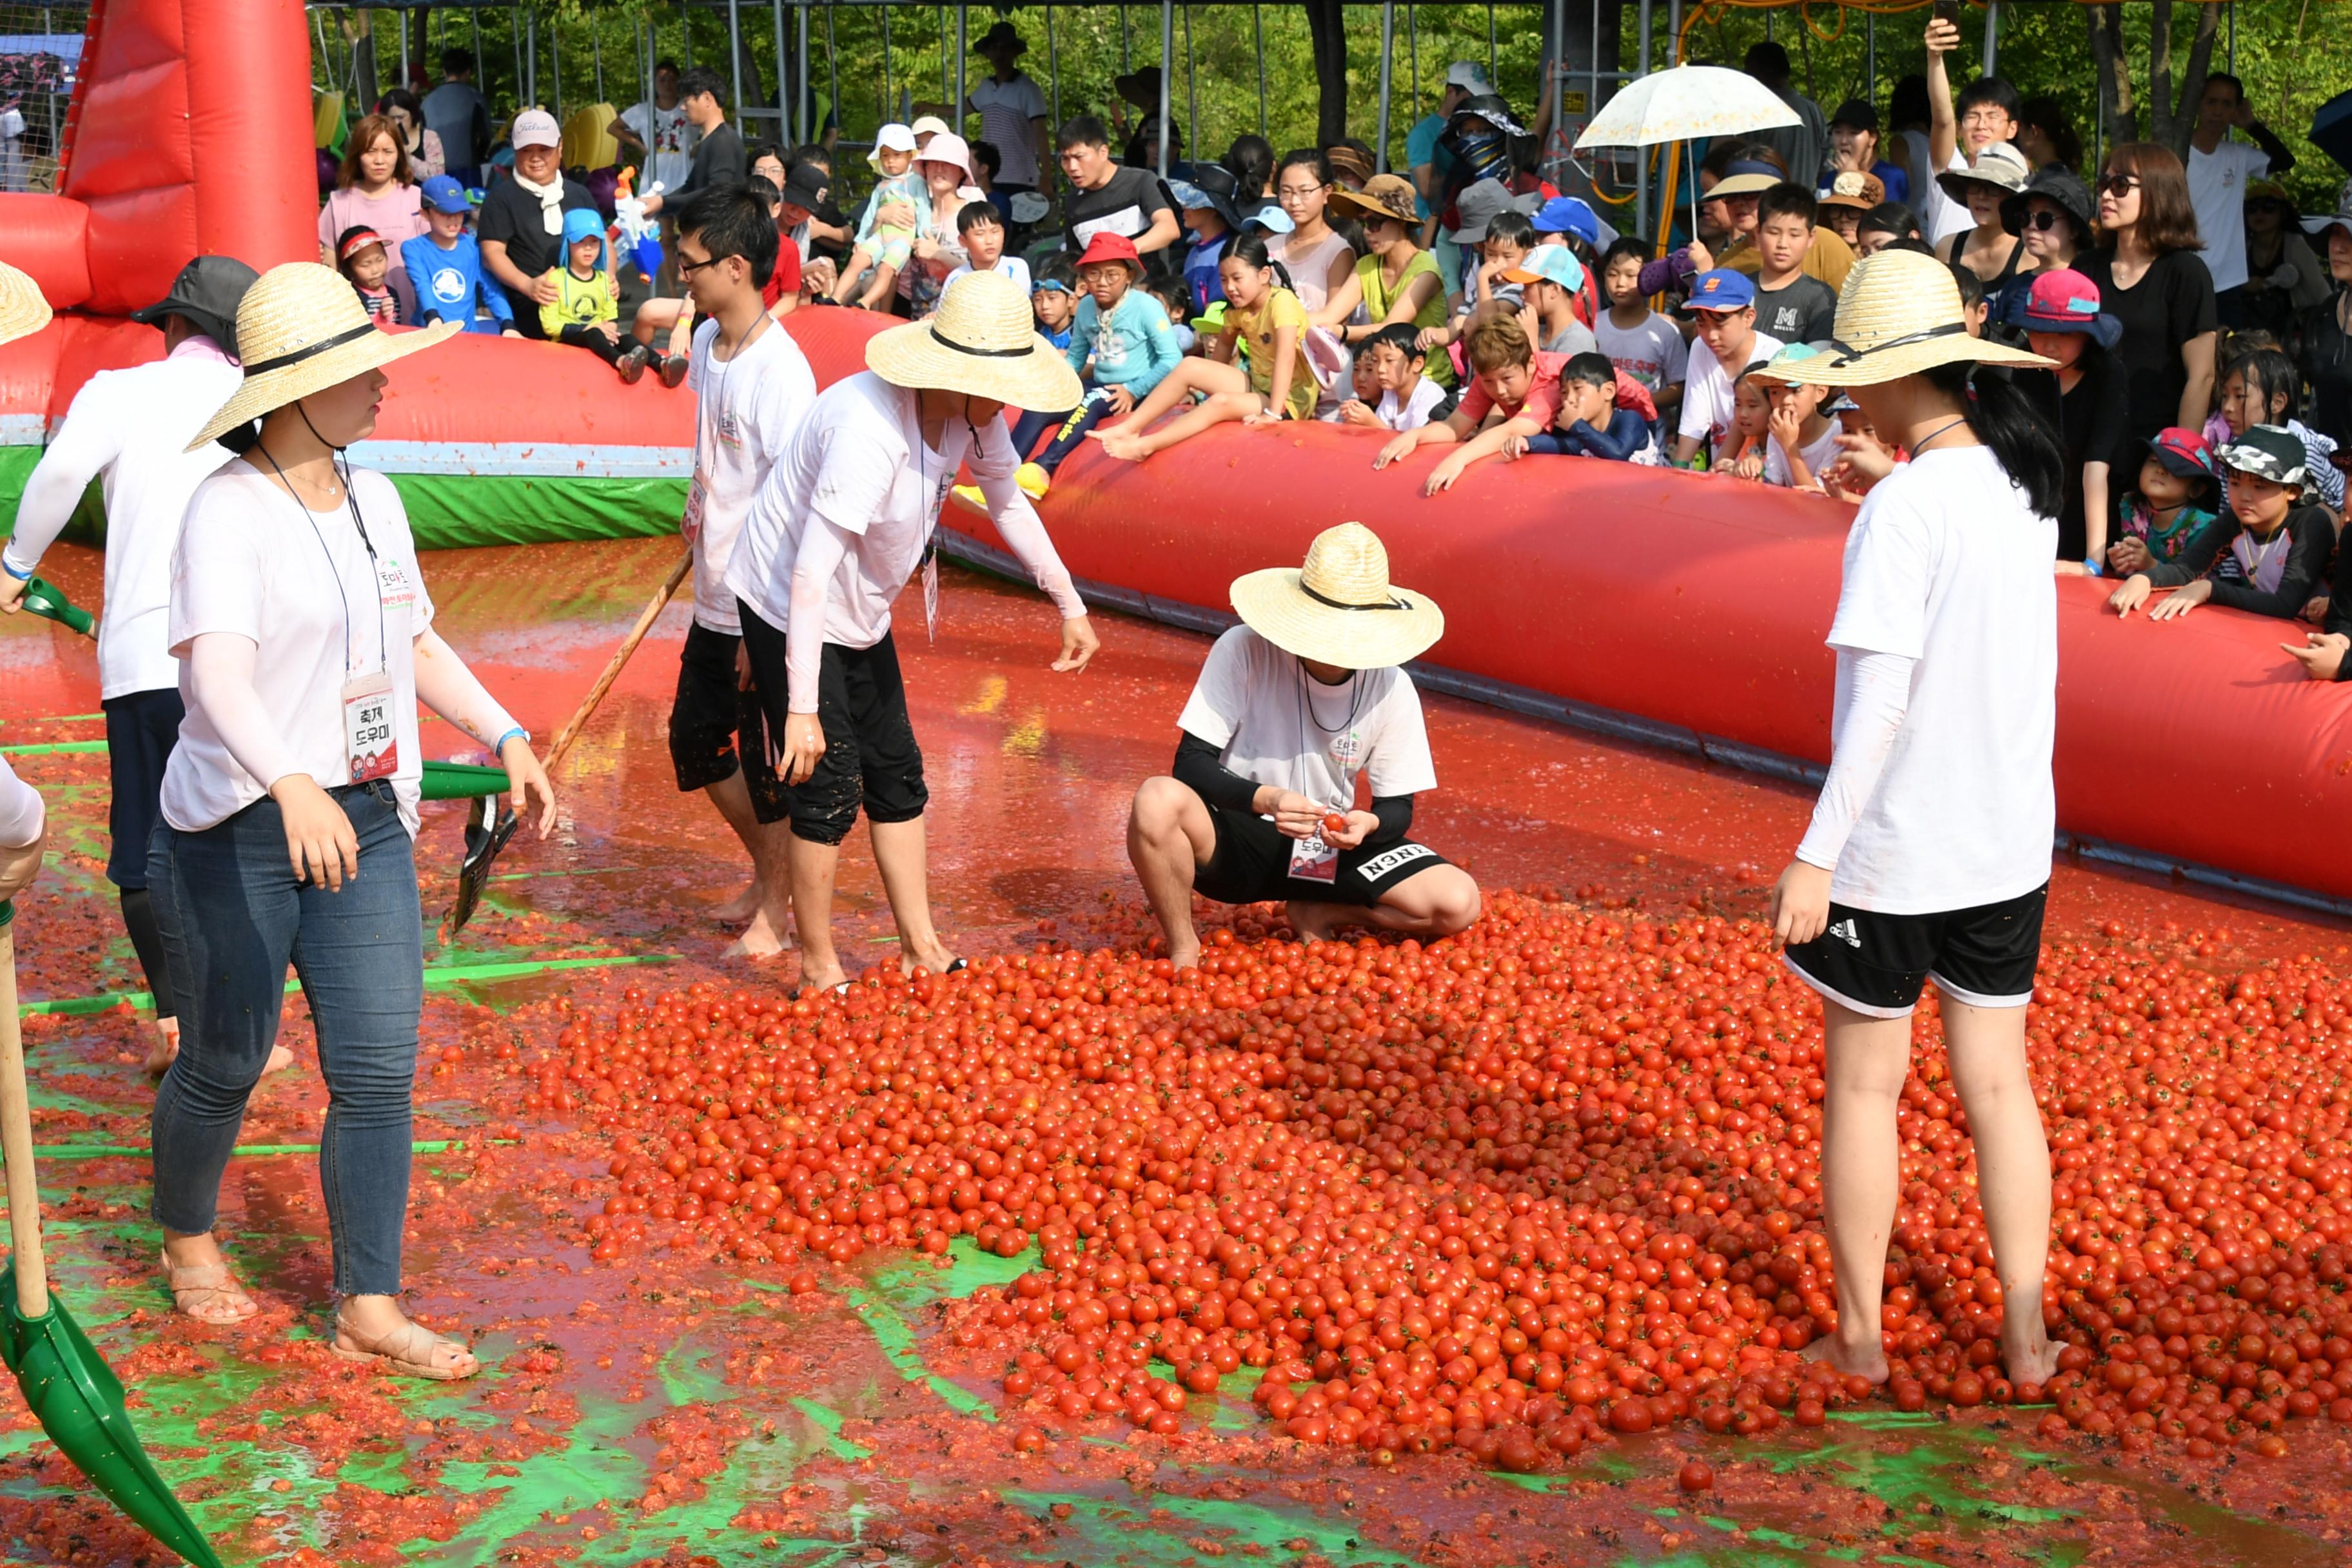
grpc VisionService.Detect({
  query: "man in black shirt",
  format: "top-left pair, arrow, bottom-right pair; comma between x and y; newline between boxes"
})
642,66 -> 747,217
477,108 -> 601,340
1055,116 -> 1180,263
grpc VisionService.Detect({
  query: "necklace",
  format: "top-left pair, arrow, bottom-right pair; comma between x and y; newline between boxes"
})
1910,415 -> 1971,455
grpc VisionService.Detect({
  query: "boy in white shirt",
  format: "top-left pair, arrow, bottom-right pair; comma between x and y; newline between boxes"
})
1338,324 -> 1445,431
937,201 -> 1031,298
668,187 -> 817,957
1755,344 -> 1845,489
1671,270 -> 1785,467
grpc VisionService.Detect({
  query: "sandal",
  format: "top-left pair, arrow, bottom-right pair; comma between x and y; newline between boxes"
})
331,1313 -> 480,1382
161,1250 -> 258,1324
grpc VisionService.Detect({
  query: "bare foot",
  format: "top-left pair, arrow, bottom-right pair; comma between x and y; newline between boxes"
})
1168,943 -> 1202,971
1285,902 -> 1340,944
1800,1330 -> 1890,1386
146,1024 -> 292,1079
1090,429 -> 1149,462
264,1045 -> 295,1075
2001,1331 -> 2062,1387
727,906 -> 797,960
712,879 -> 761,924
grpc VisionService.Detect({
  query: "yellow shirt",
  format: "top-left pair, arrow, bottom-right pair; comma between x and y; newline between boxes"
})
1717,227 -> 1855,292
540,264 -> 617,336
1228,287 -> 1317,420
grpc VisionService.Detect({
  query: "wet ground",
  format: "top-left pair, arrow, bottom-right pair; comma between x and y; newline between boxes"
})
1,534 -> 2348,1568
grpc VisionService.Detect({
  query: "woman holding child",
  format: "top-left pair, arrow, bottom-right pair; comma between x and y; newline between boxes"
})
318,114 -> 429,322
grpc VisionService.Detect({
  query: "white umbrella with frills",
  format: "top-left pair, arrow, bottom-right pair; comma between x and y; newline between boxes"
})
1574,64 -> 1803,235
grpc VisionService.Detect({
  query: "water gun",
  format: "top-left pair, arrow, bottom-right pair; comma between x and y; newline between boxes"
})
611,166 -> 665,287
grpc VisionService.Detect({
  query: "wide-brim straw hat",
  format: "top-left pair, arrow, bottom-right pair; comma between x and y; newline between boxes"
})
1229,522 -> 1444,671
1761,250 -> 2052,388
0,261 -> 54,347
186,262 -> 459,450
865,270 -> 1081,409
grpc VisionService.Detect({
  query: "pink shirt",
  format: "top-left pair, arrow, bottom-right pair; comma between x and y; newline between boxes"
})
319,184 -> 428,319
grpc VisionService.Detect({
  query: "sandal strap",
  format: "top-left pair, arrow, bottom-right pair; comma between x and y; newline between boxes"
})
338,1316 -> 471,1369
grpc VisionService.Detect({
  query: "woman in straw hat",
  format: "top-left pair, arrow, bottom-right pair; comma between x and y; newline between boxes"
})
725,271 -> 1097,994
0,264 -> 56,915
151,263 -> 555,1378
1127,523 -> 1480,969
1762,249 -> 2064,1390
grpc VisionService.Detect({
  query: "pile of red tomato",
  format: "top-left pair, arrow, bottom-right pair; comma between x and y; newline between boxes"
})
521,891 -> 2352,1465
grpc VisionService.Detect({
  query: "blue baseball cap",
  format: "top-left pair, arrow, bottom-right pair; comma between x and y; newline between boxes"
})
1501,245 -> 1586,295
1241,200 -> 1295,235
420,174 -> 471,214
1681,269 -> 1757,313
1531,196 -> 1602,246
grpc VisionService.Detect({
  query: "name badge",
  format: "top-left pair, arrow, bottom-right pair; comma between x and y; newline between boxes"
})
343,670 -> 398,783
681,469 -> 710,545
1287,832 -> 1339,885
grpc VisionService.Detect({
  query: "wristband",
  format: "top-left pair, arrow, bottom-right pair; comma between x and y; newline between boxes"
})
2082,558 -> 2104,578
1,553 -> 32,582
491,726 -> 530,755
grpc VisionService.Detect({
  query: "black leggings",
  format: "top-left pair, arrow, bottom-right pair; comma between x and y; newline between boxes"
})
559,322 -> 626,364
120,887 -> 177,1020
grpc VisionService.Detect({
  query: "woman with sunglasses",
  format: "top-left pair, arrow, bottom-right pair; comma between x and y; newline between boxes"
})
2239,180 -> 2330,340
1991,168 -> 2094,331
2077,144 -> 2218,455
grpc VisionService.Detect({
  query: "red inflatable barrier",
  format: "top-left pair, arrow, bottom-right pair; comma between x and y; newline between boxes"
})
779,307 -> 2352,911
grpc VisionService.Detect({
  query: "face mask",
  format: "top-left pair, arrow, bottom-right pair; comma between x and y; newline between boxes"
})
1453,129 -> 1509,184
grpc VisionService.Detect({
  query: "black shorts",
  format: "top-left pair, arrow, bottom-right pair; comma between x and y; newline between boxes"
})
667,622 -> 785,818
1194,803 -> 1453,909
103,687 -> 182,890
1783,883 -> 2048,1019
737,602 -> 928,845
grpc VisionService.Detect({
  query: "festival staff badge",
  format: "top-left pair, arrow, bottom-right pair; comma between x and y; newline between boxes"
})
681,469 -> 709,544
1288,824 -> 1340,884
344,667 -> 398,783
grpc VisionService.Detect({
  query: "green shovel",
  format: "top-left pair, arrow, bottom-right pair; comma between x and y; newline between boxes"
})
0,901 -> 224,1567
17,576 -> 95,639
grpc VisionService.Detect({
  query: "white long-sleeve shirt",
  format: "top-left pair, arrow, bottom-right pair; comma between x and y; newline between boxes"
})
5,337 -> 243,699
0,757 -> 43,849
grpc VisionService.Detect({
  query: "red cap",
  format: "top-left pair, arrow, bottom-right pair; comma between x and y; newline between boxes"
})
1075,231 -> 1143,273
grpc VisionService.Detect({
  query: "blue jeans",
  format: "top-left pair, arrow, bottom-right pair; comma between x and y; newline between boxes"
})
147,780 -> 424,1297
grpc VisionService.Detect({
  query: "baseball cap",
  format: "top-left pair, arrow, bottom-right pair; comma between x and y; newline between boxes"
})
2302,179 -> 2352,244
2217,425 -> 2309,491
1501,246 -> 1587,295
128,255 -> 260,355
1444,61 -> 1493,95
511,108 -> 561,150
1241,200 -> 1295,236
1531,196 -> 1602,247
779,161 -> 830,213
1754,342 -> 1828,382
1707,159 -> 1784,199
1829,98 -> 1879,132
1681,269 -> 1757,313
2143,427 -> 2219,487
420,173 -> 471,213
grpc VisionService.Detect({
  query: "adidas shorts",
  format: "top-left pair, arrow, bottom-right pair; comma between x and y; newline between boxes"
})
1782,883 -> 2047,1019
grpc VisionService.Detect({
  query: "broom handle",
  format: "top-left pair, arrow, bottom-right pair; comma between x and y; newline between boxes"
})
542,550 -> 693,777
0,917 -> 48,1318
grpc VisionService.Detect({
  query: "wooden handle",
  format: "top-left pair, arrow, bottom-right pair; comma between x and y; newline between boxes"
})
0,924 -> 49,1318
543,550 -> 692,777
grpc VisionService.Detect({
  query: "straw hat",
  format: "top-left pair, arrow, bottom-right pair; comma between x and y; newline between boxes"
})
186,262 -> 460,450
0,261 -> 53,348
1229,523 -> 1444,671
1761,250 -> 2052,387
1329,173 -> 1419,226
865,270 -> 1081,409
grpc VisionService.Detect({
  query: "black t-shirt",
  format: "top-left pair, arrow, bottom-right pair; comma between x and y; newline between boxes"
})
477,172 -> 598,280
1063,164 -> 1175,255
2023,352 -> 2130,561
2300,291 -> 2352,457
678,120 -> 747,201
2076,246 -> 2217,452
1754,274 -> 1837,348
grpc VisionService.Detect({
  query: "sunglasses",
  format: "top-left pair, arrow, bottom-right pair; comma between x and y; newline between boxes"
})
2097,173 -> 2142,197
2023,208 -> 2066,232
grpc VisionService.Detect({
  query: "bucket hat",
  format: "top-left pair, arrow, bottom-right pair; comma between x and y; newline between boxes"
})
1762,250 -> 2052,387
1114,66 -> 1164,112
868,123 -> 917,173
2001,166 -> 2095,240
2142,427 -> 2219,489
865,270 -> 1082,410
0,261 -> 52,348
1937,142 -> 2030,202
909,115 -> 952,142
2216,425 -> 2308,491
1325,144 -> 1373,190
1075,231 -> 1144,278
2019,267 -> 2123,349
1328,173 -> 1418,226
186,262 -> 461,450
1818,171 -> 1886,213
916,131 -> 978,185
1447,178 -> 1540,244
975,21 -> 1026,57
1228,523 -> 1444,671
128,255 -> 259,356
1451,94 -> 1525,138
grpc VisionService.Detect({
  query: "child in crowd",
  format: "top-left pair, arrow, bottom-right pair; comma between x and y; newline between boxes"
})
1141,279 -> 1198,353
1337,344 -> 1386,426
1426,204 -> 1535,357
1594,239 -> 1685,429
832,123 -> 926,309
2213,346 -> 2345,518
750,176 -> 805,317
1529,197 -> 1605,326
1032,259 -> 1078,351
1338,324 -> 1444,432
2104,428 -> 2222,576
1505,351 -> 1652,461
939,201 -> 1030,295
992,233 -> 1179,497
1948,262 -> 1992,338
1375,311 -> 1563,495
1752,345 -> 1843,488
1720,364 -> 1777,478
544,208 -> 649,379
1751,185 -> 1838,346
1094,232 -> 1315,464
1172,169 -> 1244,315
2110,427 -> 2335,623
1502,247 -> 1594,356
402,175 -> 514,335
337,227 -> 400,324
1671,271 -> 1784,466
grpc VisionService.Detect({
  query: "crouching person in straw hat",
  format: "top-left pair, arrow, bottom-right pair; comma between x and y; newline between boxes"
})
726,271 -> 1098,994
1761,249 -> 2066,1391
1127,523 -> 1480,969
152,264 -> 556,1377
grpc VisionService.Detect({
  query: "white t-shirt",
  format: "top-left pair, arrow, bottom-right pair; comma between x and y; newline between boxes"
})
943,255 -> 1033,295
1816,446 -> 2056,913
1177,627 -> 1438,811
1676,329 -> 1784,453
1922,148 -> 1974,245
965,74 -> 1050,188
1595,309 -> 1688,395
1377,377 -> 1447,431
621,101 -> 700,194
162,466 -> 437,836
1,338 -> 242,698
0,756 -> 43,848
1764,421 -> 1845,487
686,317 -> 817,635
2187,139 -> 2268,293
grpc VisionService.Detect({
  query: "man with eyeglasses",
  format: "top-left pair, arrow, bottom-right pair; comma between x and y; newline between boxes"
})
1921,12 -> 2021,248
